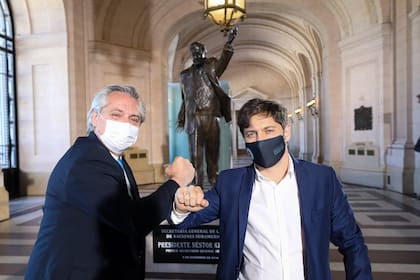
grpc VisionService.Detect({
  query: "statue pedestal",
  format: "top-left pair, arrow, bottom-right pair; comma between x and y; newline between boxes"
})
385,142 -> 415,195
0,172 -> 10,221
341,142 -> 384,188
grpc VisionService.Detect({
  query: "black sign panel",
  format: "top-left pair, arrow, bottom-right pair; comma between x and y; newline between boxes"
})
153,224 -> 220,264
354,106 -> 372,130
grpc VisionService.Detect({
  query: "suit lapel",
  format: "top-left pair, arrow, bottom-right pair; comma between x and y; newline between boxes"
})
121,158 -> 140,200
237,166 -> 255,263
293,158 -> 311,278
293,158 -> 312,223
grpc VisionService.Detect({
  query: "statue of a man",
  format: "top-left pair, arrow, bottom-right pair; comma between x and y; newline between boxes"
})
177,27 -> 238,186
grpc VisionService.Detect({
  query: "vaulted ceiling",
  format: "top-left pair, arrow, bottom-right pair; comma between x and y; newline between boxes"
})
91,0 -> 388,103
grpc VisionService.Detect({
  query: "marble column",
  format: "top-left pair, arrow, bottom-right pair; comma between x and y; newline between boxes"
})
409,6 -> 420,196
385,2 -> 418,194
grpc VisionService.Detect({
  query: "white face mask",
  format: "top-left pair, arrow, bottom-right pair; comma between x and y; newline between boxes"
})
99,119 -> 139,154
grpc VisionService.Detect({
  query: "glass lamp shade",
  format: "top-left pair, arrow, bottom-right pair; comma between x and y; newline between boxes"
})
204,0 -> 246,32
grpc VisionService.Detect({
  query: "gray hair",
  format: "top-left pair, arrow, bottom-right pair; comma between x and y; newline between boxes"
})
86,84 -> 146,133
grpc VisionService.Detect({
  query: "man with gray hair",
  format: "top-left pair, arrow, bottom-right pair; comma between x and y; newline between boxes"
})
25,84 -> 203,279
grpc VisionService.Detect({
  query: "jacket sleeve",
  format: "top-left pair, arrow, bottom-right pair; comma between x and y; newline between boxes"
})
67,156 -> 178,237
214,44 -> 234,77
134,179 -> 179,235
171,182 -> 221,229
329,167 -> 373,279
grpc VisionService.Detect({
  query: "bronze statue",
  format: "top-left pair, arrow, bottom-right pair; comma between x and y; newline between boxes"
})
177,27 -> 238,186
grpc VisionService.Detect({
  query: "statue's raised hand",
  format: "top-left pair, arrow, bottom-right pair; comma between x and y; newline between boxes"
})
227,26 -> 238,45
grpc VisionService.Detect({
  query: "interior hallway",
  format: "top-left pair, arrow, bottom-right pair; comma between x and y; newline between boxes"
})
0,182 -> 419,279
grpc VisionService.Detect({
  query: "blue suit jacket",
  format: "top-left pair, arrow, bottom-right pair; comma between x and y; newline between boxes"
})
26,132 -> 179,280
176,157 -> 372,280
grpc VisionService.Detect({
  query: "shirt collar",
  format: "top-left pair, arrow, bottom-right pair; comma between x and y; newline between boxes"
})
110,152 -> 120,161
254,154 -> 294,183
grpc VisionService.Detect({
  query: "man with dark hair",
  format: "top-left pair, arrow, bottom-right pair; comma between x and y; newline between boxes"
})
172,98 -> 372,280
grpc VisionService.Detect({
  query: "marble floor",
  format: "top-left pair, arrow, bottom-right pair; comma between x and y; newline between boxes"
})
0,183 -> 420,279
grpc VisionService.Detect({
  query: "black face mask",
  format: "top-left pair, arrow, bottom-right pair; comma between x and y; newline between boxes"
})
246,135 -> 286,168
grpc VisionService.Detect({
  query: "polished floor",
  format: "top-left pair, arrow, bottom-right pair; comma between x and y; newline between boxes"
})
1,180 -> 420,279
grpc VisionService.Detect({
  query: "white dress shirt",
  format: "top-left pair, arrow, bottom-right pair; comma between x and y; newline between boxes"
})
239,155 -> 304,280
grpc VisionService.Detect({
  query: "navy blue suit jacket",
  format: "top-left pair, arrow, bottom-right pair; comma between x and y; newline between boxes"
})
175,157 -> 372,280
25,132 -> 179,280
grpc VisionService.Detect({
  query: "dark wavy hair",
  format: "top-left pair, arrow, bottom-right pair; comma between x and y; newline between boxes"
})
237,98 -> 288,136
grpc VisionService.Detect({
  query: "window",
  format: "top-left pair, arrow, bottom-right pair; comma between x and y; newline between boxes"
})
0,0 -> 16,170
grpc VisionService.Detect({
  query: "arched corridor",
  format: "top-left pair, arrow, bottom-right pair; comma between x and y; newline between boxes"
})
0,0 -> 419,279
1,0 -> 418,198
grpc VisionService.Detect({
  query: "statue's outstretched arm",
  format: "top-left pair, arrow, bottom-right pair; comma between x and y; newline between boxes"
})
215,26 -> 238,76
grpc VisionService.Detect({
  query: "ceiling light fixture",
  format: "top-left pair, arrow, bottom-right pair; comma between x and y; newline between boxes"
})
204,0 -> 246,34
